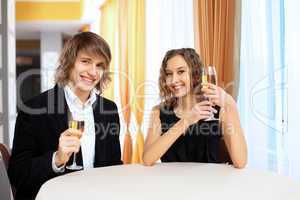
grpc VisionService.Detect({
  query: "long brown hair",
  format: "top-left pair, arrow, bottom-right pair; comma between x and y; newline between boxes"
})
55,31 -> 112,94
159,48 -> 203,107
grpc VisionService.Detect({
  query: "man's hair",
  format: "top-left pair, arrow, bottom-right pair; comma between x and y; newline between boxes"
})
55,31 -> 112,93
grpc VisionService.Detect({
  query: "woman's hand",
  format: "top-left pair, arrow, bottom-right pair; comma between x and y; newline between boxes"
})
184,101 -> 217,125
201,83 -> 235,108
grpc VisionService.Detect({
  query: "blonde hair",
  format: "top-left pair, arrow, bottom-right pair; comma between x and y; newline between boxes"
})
55,32 -> 112,94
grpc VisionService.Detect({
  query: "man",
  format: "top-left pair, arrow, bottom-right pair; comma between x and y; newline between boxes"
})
8,32 -> 122,200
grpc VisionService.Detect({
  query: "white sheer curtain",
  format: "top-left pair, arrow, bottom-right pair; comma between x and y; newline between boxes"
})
285,0 -> 300,180
97,0 -> 194,154
238,0 -> 290,176
144,0 -> 194,135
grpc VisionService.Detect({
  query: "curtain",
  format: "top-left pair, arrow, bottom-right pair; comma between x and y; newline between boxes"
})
285,0 -> 300,180
100,0 -> 146,164
118,0 -> 133,164
193,0 -> 241,99
128,0 -> 146,164
80,24 -> 90,32
118,0 -> 146,164
100,0 -> 133,164
100,0 -> 195,164
145,0 -> 194,132
100,0 -> 117,100
147,0 -> 194,65
238,0 -> 287,174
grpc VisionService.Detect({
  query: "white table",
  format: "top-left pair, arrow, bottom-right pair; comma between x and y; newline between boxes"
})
36,163 -> 300,200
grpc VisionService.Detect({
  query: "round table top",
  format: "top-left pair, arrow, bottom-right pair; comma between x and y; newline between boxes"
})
36,163 -> 300,200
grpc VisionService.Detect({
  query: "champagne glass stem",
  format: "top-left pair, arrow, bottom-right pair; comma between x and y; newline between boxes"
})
72,152 -> 77,166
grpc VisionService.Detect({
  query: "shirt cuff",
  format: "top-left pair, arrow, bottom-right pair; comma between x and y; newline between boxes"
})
52,152 -> 65,173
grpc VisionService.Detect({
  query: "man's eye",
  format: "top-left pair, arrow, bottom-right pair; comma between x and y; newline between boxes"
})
97,64 -> 104,69
81,60 -> 89,64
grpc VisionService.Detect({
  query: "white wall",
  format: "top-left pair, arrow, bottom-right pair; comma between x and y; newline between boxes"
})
40,32 -> 62,92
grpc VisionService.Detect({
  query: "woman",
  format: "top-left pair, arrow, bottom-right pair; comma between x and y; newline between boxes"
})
142,48 -> 247,168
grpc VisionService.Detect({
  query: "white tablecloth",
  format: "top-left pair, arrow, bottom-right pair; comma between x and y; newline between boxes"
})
36,163 -> 300,200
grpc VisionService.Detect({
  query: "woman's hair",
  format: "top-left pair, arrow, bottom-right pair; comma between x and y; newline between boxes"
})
159,48 -> 203,107
55,31 -> 112,94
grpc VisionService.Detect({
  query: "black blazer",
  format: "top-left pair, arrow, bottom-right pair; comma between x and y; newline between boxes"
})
8,85 -> 122,200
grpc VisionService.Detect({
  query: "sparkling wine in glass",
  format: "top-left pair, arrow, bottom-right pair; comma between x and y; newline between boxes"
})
195,66 -> 208,102
206,66 -> 219,121
66,120 -> 85,170
201,69 -> 208,88
207,66 -> 217,85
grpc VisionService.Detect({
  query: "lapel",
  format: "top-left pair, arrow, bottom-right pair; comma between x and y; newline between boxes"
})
46,85 -> 68,137
93,95 -> 107,166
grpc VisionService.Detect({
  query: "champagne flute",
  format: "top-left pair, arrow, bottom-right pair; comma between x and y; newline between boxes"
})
201,66 -> 219,121
66,120 -> 85,170
207,66 -> 217,85
195,66 -> 208,102
206,66 -> 219,121
201,66 -> 208,88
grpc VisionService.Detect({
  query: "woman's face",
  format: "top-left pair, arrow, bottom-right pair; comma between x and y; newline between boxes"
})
165,55 -> 191,98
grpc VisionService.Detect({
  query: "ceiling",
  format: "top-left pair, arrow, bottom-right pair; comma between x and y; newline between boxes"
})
15,0 -> 102,40
16,20 -> 90,39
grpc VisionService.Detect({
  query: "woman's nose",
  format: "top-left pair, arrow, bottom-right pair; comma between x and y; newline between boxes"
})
171,74 -> 179,83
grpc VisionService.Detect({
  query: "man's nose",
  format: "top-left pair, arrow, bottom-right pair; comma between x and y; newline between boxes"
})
88,64 -> 97,76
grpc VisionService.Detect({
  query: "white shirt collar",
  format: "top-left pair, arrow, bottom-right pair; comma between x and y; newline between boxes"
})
64,85 -> 97,108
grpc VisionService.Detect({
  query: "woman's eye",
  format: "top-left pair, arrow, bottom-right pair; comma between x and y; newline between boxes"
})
178,70 -> 185,74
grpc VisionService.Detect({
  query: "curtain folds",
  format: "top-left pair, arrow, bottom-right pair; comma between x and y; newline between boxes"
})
128,0 -> 146,164
100,0 -> 117,100
193,0 -> 241,99
118,0 -> 133,164
100,0 -> 146,164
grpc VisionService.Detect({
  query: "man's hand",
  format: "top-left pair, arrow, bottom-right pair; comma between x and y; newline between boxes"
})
55,128 -> 82,167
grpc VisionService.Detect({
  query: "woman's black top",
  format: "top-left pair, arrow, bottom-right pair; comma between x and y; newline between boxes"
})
159,105 -> 222,163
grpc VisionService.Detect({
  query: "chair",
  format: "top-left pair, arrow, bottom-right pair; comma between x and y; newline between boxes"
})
0,143 -> 16,200
0,152 -> 13,200
0,143 -> 11,169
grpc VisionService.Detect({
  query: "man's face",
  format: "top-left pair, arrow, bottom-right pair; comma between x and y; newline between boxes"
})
69,51 -> 106,95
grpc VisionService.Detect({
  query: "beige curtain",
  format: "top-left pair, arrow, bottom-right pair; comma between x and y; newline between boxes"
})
118,0 -> 133,164
100,0 -> 117,100
119,0 -> 146,164
128,0 -> 145,164
100,0 -> 146,164
193,0 -> 241,99
100,0 -> 132,164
